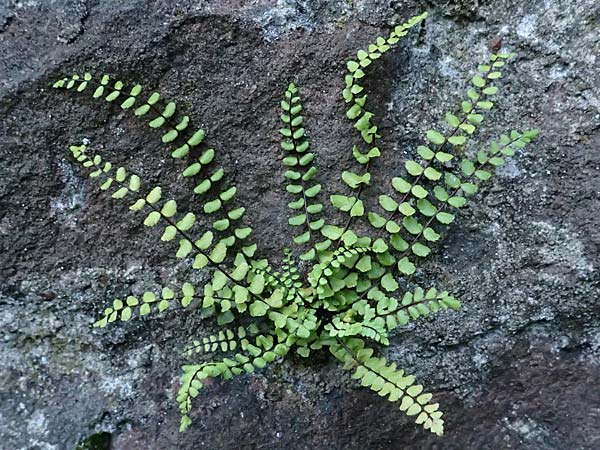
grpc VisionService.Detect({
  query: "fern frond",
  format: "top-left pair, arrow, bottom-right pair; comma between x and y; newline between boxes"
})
54,73 -> 199,158
367,286 -> 460,332
370,127 -> 539,285
330,337 -> 444,436
178,331 -> 290,431
69,145 -> 269,312
325,12 -> 428,240
54,74 -> 257,262
279,83 -> 325,261
93,282 -> 199,328
183,325 -> 260,357
362,54 -> 515,275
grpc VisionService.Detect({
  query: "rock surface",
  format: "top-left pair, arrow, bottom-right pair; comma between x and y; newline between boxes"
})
1,1 -> 599,449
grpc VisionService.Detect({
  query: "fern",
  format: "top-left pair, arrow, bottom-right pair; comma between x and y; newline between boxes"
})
53,11 -> 539,437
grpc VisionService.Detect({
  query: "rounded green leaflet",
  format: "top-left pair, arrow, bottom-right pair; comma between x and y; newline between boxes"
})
213,218 -> 230,231
346,104 -> 362,119
436,212 -> 455,225
220,186 -> 237,202
147,92 -> 160,104
385,221 -> 401,233
249,301 -> 269,317
158,299 -> 170,313
163,102 -> 176,118
381,273 -> 399,293
288,214 -> 307,226
161,200 -> 177,217
411,185 -> 428,199
368,212 -> 387,228
176,116 -> 190,131
426,130 -> 445,145
424,167 -> 441,181
162,129 -> 178,143
121,307 -> 132,321
204,199 -> 222,214
347,60 -> 360,72
93,86 -> 105,98
129,199 -> 145,211
121,97 -> 136,109
105,91 -> 120,102
448,135 -> 467,146
146,187 -> 162,204
423,227 -> 440,242
475,170 -> 492,181
306,203 -> 323,214
176,239 -> 193,258
149,116 -> 165,128
235,227 -> 252,240
111,187 -> 128,199
392,177 -> 411,193
304,184 -> 321,197
331,194 -> 354,211
161,226 -> 177,241
460,159 -> 475,176
402,216 -> 423,235
471,76 -> 486,87
416,199 -> 437,216
188,129 -> 206,146
412,242 -> 431,257
130,84 -> 142,96
172,144 -> 190,159
417,146 -> 435,160
379,195 -> 398,212
461,182 -> 478,195
177,213 -> 196,231
405,160 -> 423,176
194,179 -> 211,194
398,202 -> 416,216
144,211 -> 161,227
372,238 -> 388,253
448,196 -> 466,208
210,242 -> 227,263
135,104 -> 150,116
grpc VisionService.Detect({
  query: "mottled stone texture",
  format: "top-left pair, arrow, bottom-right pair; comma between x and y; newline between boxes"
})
1,0 -> 599,449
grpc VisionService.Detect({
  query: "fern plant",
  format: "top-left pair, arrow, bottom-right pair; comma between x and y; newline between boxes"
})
53,11 -> 538,437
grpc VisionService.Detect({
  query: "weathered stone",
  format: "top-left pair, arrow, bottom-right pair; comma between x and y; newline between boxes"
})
0,1 -> 598,449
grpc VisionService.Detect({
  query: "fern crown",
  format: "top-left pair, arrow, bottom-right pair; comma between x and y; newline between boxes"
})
53,11 -> 538,437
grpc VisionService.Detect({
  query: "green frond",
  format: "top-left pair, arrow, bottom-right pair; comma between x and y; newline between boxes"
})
178,332 -> 290,431
327,12 -> 428,237
69,144 -> 266,315
330,337 -> 444,436
279,83 -> 325,261
183,325 -> 254,357
92,281 -> 201,328
361,55 -> 538,278
365,285 -> 460,332
57,73 -> 256,259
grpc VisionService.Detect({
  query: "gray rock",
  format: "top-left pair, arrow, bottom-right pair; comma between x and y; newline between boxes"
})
0,0 -> 598,449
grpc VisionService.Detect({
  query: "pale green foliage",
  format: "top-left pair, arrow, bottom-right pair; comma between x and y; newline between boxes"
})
54,10 -> 539,438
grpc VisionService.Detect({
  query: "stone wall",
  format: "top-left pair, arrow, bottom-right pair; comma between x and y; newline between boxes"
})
1,1 -> 598,449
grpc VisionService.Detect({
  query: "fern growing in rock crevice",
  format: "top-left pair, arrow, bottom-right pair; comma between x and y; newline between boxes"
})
53,11 -> 538,437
